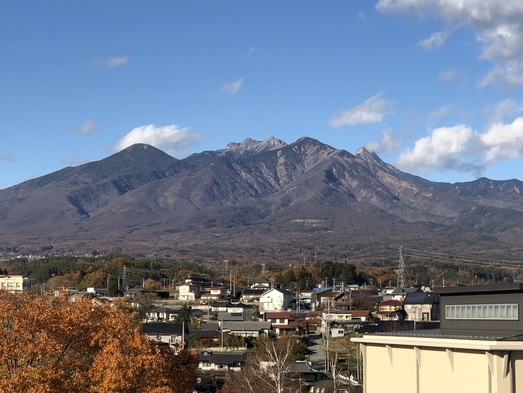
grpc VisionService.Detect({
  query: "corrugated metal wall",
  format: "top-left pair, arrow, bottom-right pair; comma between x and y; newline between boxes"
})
440,292 -> 523,331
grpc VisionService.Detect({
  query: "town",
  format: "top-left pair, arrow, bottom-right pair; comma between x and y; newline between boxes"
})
3,249 -> 517,393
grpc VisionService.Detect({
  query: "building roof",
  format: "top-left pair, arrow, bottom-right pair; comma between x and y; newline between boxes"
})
391,287 -> 422,295
217,312 -> 244,321
285,361 -> 319,374
199,351 -> 246,365
148,307 -> 178,314
379,300 -> 404,306
242,289 -> 266,296
265,311 -> 292,320
357,328 -> 523,343
403,291 -> 439,304
222,321 -> 271,331
200,322 -> 220,331
189,330 -> 219,339
272,320 -> 299,330
351,310 -> 372,317
141,323 -> 188,335
435,283 -> 523,295
262,288 -> 293,296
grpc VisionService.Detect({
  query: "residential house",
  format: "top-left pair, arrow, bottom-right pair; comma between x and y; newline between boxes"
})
0,275 -> 31,293
353,283 -> 523,393
222,321 -> 271,337
178,283 -> 201,301
211,301 -> 254,315
198,351 -> 245,373
240,289 -> 265,302
321,309 -> 371,333
384,286 -> 422,302
146,307 -> 179,322
375,299 -> 405,321
403,291 -> 440,321
250,278 -> 271,290
264,311 -> 299,336
145,306 -> 204,322
184,274 -> 207,286
200,286 -> 228,303
259,288 -> 293,314
310,289 -> 334,310
142,323 -> 189,353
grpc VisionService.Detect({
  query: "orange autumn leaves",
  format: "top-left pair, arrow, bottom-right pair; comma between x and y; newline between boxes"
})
0,291 -> 197,393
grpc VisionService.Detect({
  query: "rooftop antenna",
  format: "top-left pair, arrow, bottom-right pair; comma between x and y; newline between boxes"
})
395,245 -> 406,289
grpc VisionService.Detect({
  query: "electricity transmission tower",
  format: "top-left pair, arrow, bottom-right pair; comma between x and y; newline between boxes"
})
395,245 -> 406,289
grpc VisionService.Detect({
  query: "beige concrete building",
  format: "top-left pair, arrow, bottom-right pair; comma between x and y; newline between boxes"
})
0,275 -> 31,293
353,284 -> 523,393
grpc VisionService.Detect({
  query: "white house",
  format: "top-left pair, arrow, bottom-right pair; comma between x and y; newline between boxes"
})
178,284 -> 201,301
259,288 -> 293,314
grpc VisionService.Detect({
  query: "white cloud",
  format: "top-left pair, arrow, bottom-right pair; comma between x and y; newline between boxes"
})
114,124 -> 202,157
365,129 -> 400,152
396,125 -> 475,171
394,114 -> 523,175
69,120 -> 97,135
91,56 -> 128,69
427,105 -> 452,121
480,117 -> 523,164
0,153 -> 15,162
376,0 -> 523,87
329,92 -> 391,128
478,60 -> 523,90
489,99 -> 523,123
248,47 -> 256,56
438,70 -> 457,82
417,31 -> 448,50
358,10 -> 367,20
218,78 -> 245,95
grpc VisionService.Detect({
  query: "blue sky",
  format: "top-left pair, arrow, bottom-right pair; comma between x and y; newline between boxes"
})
2,1 -> 523,190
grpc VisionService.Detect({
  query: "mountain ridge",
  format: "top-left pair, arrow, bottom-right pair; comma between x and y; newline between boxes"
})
1,136 -> 522,262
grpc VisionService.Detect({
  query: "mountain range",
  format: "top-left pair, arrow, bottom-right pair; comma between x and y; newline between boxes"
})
1,136 -> 523,264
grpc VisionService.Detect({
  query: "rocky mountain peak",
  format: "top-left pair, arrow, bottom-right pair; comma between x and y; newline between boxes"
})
224,136 -> 287,156
355,147 -> 385,165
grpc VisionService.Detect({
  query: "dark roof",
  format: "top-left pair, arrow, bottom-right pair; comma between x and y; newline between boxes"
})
200,322 -> 220,331
404,292 -> 439,304
372,328 -> 523,341
189,330 -> 219,339
391,287 -> 422,295
148,307 -> 178,313
242,289 -> 265,296
435,283 -> 523,296
141,323 -> 188,335
199,351 -> 246,365
217,312 -> 244,321
285,361 -> 318,374
379,300 -> 404,306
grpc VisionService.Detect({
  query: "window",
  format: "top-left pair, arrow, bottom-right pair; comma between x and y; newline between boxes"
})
446,304 -> 519,320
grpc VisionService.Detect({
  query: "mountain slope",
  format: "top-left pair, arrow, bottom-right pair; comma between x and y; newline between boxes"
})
1,137 -> 522,261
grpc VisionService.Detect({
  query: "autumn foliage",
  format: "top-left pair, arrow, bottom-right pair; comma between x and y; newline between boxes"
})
0,291 -> 197,393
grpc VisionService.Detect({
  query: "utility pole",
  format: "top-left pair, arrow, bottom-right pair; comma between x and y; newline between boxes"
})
122,266 -> 129,291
